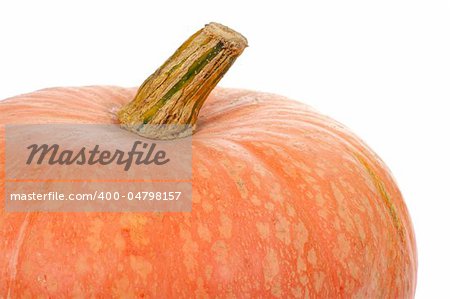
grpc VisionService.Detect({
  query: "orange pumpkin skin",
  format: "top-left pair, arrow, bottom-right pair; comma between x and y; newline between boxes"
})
0,86 -> 417,298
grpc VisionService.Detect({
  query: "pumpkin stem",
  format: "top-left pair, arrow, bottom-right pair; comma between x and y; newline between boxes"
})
118,22 -> 248,139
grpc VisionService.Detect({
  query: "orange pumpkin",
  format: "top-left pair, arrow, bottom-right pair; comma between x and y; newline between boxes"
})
0,23 -> 416,298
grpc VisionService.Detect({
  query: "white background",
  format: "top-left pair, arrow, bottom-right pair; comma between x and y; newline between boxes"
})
1,0 -> 449,297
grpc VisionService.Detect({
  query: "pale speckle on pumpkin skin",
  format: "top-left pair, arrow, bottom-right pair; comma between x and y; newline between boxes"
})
312,183 -> 321,192
271,280 -> 283,298
112,276 -> 135,298
358,167 -> 378,194
361,196 -> 374,217
71,281 -> 85,298
119,213 -> 147,228
297,256 -> 307,273
191,189 -> 201,204
293,160 -> 313,174
263,249 -> 279,283
21,257 -> 34,278
180,228 -> 199,278
307,248 -> 317,267
86,218 -> 104,253
250,195 -> 261,206
331,182 -> 356,232
344,278 -> 356,293
291,286 -> 302,298
333,233 -> 351,261
347,261 -> 360,279
285,203 -> 296,218
197,223 -> 212,242
265,202 -> 275,211
256,222 -> 270,239
275,215 -> 291,245
281,163 -> 297,178
43,277 -> 58,293
303,174 -> 317,185
197,163 -> 211,178
219,214 -> 233,239
339,177 -> 357,194
318,209 -> 329,219
292,220 -> 309,253
250,175 -> 261,189
75,256 -> 89,275
333,216 -> 342,230
205,265 -> 213,281
117,263 -> 124,272
305,190 -> 314,200
315,193 -> 326,206
269,183 -> 283,202
313,271 -> 326,293
37,274 -> 46,285
211,240 -> 228,264
43,230 -> 54,249
292,219 -> 311,286
129,255 -> 152,281
119,214 -> 150,247
304,287 -> 311,299
312,163 -> 326,178
202,200 -> 214,213
354,214 -> 367,241
235,178 -> 249,199
114,233 -> 126,251
299,274 -> 309,286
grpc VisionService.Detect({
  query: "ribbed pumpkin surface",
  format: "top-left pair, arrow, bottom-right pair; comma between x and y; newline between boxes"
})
0,86 -> 417,298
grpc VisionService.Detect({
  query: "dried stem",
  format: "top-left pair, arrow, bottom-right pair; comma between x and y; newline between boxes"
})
118,22 -> 247,139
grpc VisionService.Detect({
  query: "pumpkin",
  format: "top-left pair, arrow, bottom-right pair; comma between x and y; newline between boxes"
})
0,23 -> 416,298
